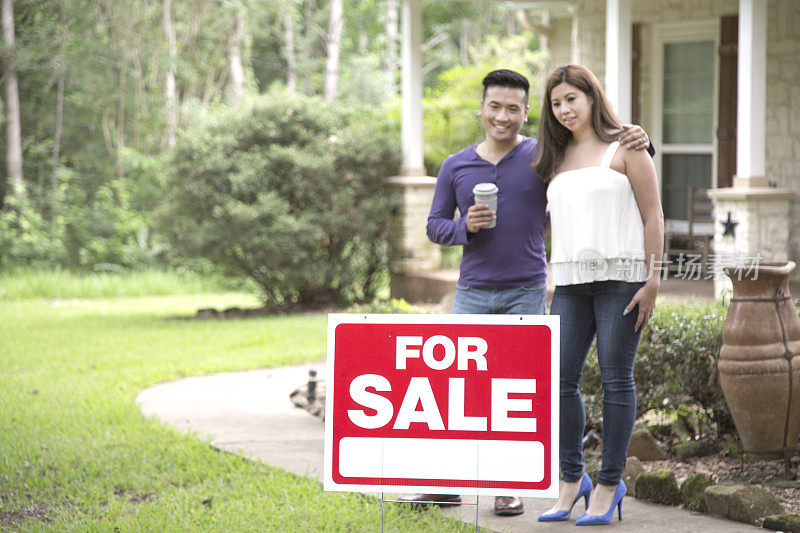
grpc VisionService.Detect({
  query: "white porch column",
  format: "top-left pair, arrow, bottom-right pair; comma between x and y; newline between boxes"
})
605,0 -> 631,123
400,0 -> 425,176
389,0 -> 444,302
708,0 -> 795,299
735,0 -> 766,185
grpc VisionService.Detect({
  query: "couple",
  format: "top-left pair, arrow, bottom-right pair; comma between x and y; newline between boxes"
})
406,67 -> 664,524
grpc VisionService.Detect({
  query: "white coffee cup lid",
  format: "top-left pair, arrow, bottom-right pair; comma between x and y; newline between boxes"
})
473,182 -> 498,195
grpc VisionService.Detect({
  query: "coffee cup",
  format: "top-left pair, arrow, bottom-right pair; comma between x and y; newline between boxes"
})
472,182 -> 498,229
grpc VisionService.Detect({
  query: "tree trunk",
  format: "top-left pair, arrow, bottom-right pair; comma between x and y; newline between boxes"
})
116,0 -> 132,177
228,5 -> 245,105
383,0 -> 398,96
300,0 -> 313,95
131,31 -> 145,148
281,2 -> 297,91
324,0 -> 342,101
163,0 -> 178,147
52,0 -> 67,197
1,0 -> 25,203
459,20 -> 469,65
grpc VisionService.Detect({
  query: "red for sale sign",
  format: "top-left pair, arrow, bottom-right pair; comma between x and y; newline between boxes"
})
323,314 -> 559,497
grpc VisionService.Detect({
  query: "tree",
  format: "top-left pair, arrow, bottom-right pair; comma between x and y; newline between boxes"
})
1,0 -> 24,205
51,0 -> 67,196
324,0 -> 342,100
383,0 -> 399,96
299,0 -> 315,95
228,2 -> 246,104
163,0 -> 178,147
280,1 -> 297,90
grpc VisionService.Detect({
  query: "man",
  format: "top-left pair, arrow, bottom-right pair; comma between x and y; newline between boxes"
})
398,69 -> 651,517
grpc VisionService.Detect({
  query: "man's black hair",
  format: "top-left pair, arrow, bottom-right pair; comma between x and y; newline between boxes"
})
482,69 -> 530,105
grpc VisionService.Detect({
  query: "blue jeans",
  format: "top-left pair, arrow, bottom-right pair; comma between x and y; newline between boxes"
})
451,283 -> 547,315
550,280 -> 644,486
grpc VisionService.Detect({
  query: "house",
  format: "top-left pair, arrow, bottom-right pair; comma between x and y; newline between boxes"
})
389,0 -> 799,301
534,0 -> 799,298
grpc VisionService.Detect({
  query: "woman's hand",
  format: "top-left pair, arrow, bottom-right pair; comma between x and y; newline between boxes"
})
624,279 -> 660,331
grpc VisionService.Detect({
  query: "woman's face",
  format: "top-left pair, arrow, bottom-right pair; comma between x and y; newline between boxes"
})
549,82 -> 593,135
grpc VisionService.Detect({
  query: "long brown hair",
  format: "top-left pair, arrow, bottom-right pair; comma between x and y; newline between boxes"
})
533,64 -> 623,182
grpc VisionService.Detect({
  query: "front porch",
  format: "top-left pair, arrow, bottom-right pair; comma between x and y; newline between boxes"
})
388,0 -> 799,304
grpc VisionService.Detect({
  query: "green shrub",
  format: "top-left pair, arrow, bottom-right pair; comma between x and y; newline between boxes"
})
0,159 -> 167,272
581,301 -> 733,435
0,197 -> 66,268
160,89 -> 401,307
60,172 -> 166,269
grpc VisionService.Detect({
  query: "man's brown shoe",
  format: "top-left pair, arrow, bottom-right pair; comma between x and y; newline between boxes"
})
494,496 -> 524,516
395,493 -> 462,509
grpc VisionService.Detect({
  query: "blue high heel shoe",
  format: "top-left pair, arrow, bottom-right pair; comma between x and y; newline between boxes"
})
575,479 -> 626,525
537,472 -> 593,522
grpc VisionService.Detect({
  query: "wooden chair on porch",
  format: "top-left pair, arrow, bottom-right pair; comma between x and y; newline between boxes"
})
663,186 -> 714,279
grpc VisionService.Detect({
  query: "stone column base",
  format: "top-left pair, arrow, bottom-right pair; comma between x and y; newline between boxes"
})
386,174 -> 448,303
389,270 -> 458,304
708,185 -> 796,299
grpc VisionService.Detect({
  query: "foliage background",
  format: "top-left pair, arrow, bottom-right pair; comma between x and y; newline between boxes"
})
0,0 -> 547,302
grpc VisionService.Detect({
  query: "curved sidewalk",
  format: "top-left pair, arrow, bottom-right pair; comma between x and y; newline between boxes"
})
136,365 -> 762,532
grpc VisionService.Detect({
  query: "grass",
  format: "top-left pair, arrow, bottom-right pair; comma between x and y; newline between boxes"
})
0,268 -> 253,300
0,285 -> 474,531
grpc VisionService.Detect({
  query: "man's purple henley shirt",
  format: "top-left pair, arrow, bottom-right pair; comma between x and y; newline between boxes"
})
426,136 -> 548,288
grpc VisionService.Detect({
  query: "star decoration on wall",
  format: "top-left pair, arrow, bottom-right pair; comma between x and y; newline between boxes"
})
721,211 -> 738,237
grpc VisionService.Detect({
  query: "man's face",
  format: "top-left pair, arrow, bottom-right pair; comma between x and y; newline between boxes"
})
479,85 -> 529,144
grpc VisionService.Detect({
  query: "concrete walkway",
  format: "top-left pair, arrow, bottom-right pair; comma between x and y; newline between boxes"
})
136,365 -> 764,532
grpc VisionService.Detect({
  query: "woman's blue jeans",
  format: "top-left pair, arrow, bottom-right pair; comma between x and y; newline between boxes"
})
550,280 -> 644,486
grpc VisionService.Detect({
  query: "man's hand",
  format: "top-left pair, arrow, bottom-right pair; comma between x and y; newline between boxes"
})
619,124 -> 650,151
465,203 -> 496,233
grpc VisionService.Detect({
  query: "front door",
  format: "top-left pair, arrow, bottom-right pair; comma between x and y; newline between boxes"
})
652,20 -> 719,221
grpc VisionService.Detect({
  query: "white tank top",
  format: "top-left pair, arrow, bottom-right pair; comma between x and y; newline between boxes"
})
547,141 -> 648,285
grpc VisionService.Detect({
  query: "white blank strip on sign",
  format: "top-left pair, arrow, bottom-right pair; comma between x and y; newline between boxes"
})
339,437 -> 544,482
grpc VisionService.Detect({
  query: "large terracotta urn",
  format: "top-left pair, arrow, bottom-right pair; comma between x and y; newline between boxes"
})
719,261 -> 800,459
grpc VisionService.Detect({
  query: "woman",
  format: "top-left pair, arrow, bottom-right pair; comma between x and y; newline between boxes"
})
533,65 -> 664,525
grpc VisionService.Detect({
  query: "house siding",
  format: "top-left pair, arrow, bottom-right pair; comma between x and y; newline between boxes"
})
766,0 -> 800,270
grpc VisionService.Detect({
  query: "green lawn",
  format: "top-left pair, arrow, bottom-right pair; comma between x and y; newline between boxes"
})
0,291 -> 472,531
